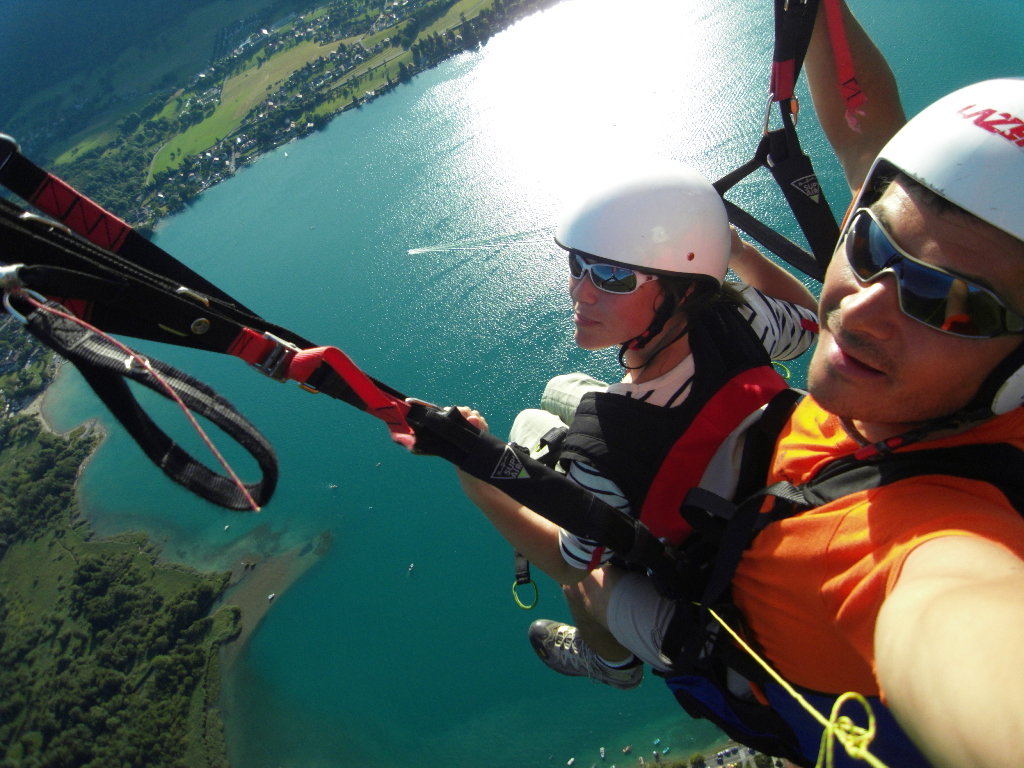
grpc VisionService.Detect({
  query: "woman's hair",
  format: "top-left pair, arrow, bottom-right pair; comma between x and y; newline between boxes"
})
619,272 -> 745,368
658,273 -> 743,322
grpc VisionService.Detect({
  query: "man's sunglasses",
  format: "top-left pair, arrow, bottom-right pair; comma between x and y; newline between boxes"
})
568,251 -> 658,295
843,208 -> 1024,339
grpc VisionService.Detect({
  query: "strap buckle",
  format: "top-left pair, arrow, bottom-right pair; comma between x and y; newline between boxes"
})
250,331 -> 301,381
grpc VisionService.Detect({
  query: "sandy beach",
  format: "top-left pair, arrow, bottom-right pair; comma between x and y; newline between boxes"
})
218,531 -> 332,666
25,372 -> 330,667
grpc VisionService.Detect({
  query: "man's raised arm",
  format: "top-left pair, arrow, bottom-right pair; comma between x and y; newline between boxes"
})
804,0 -> 906,192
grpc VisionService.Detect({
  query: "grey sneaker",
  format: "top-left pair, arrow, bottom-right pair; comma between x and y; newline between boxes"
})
528,619 -> 643,690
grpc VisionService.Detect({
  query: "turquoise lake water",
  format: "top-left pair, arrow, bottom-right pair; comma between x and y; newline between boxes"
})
36,1 -> 1023,766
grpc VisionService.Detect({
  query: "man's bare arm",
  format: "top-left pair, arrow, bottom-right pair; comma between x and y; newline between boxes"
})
876,535 -> 1024,768
804,0 -> 906,192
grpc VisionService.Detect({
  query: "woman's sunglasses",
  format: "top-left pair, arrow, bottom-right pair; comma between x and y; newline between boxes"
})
843,208 -> 1024,339
568,251 -> 658,295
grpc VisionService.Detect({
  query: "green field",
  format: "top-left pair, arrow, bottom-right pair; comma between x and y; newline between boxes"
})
16,0 -> 553,229
18,0 -> 316,162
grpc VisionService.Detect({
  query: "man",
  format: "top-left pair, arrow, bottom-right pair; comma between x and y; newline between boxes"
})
728,5 -> 1024,768
528,4 -> 1024,768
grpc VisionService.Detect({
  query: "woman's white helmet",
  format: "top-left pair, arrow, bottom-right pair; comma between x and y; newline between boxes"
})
860,77 -> 1024,243
554,161 -> 730,285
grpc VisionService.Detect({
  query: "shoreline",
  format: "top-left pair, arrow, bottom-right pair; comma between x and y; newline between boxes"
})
217,531 -> 331,666
23,364 -> 330,671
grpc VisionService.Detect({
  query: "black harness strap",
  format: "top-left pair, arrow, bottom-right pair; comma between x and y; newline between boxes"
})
0,134 -> 244,308
0,193 -> 408,412
9,294 -> 277,510
714,0 -> 839,282
788,442 -> 1024,512
407,405 -> 683,583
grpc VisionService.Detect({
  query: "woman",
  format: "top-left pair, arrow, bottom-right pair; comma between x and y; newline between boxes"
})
458,162 -> 817,688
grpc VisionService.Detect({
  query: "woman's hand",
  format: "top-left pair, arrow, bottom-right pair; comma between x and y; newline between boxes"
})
455,405 -> 489,432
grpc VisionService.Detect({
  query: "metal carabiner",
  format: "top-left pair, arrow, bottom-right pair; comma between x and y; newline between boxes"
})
763,92 -> 801,136
762,92 -> 776,135
2,284 -> 47,326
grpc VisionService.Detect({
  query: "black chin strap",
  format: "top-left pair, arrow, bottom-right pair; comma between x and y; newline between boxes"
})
617,294 -> 684,369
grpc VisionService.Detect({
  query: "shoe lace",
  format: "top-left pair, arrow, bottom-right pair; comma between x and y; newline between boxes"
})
554,626 -> 607,680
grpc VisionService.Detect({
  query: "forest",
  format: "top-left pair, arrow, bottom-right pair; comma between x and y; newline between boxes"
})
0,323 -> 238,767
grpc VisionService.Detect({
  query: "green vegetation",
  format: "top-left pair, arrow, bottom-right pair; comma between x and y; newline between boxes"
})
0,317 -> 56,416
0,413 -> 238,767
17,0 -> 561,232
0,322 -> 237,766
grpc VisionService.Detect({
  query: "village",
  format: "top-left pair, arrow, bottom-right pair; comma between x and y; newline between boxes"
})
35,0 -> 558,232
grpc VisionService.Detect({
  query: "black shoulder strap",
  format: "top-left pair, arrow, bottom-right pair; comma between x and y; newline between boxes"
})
732,387 -> 805,502
795,442 -> 1024,511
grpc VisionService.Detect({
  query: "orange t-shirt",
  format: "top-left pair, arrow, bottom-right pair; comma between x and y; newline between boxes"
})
732,396 -> 1024,695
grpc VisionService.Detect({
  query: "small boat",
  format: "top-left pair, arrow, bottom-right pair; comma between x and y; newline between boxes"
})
267,593 -> 276,602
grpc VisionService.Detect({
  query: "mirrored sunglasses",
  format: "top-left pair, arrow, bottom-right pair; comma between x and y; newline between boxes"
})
843,208 -> 1024,339
568,251 -> 658,295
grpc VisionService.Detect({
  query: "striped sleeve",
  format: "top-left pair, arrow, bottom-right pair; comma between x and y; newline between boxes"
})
558,460 -> 631,569
734,284 -> 819,361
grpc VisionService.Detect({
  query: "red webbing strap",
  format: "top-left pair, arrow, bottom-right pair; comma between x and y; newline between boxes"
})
770,59 -> 797,102
0,136 -> 131,252
639,365 -> 790,545
822,0 -> 867,129
34,174 -> 132,252
229,328 -> 415,447
768,0 -> 820,102
293,347 -> 415,446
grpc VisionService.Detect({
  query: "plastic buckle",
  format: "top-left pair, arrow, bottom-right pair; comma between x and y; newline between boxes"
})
252,332 -> 300,381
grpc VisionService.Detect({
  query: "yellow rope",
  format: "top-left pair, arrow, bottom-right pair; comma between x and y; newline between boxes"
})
705,606 -> 890,768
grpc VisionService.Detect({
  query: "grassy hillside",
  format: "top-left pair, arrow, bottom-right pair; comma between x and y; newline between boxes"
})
4,0 -> 318,160
5,0 -> 560,231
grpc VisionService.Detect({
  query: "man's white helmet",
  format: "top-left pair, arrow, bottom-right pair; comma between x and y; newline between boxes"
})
554,162 -> 730,285
862,77 -> 1024,243
858,78 -> 1024,417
